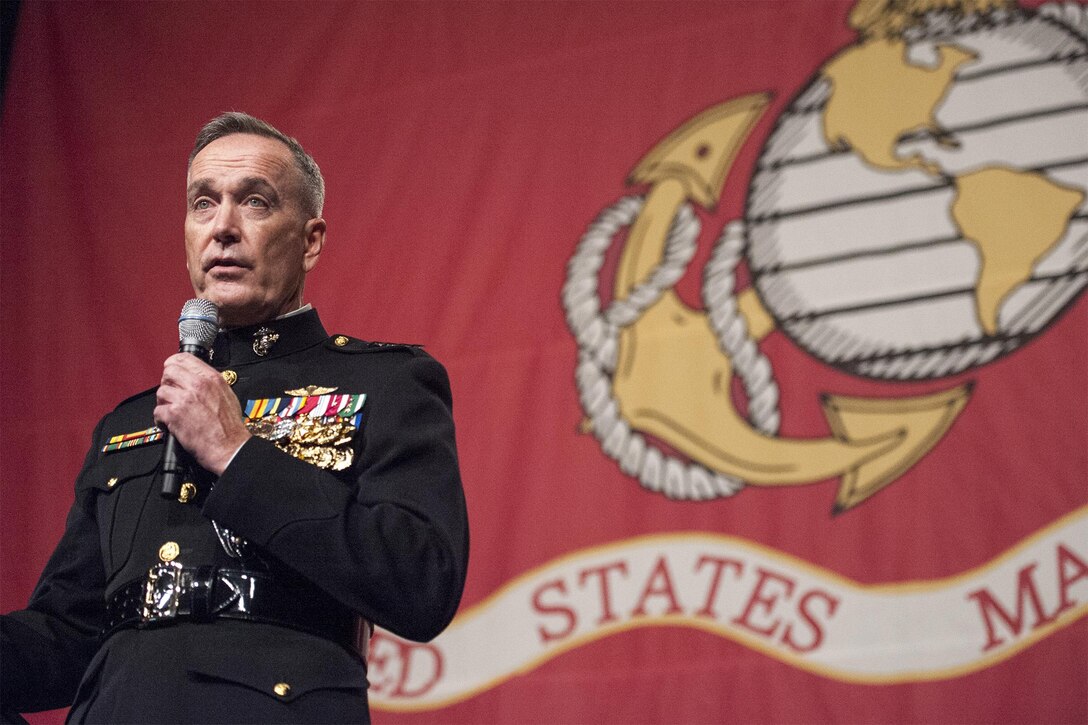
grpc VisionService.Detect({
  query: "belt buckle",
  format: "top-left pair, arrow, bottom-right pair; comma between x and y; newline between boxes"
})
142,561 -> 183,624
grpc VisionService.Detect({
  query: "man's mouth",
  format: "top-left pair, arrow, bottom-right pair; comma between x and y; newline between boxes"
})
205,258 -> 249,274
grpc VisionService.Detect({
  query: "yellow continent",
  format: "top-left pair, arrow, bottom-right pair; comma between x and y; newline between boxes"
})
822,38 -> 975,175
952,168 -> 1086,335
821,37 -> 1085,336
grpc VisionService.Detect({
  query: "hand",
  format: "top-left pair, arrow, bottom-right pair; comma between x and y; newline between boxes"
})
155,353 -> 251,476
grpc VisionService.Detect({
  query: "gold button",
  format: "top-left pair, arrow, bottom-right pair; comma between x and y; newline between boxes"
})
178,482 -> 197,503
106,477 -> 119,488
158,541 -> 180,562
273,682 -> 291,697
221,370 -> 238,385
333,335 -> 349,347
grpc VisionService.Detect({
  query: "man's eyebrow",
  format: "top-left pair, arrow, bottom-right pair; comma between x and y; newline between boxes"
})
186,178 -> 214,201
236,176 -> 279,200
186,176 -> 281,202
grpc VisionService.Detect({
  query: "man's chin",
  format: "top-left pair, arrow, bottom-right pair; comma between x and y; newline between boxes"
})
195,285 -> 298,328
197,293 -> 261,329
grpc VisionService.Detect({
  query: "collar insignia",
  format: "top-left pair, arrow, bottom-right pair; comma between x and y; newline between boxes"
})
253,327 -> 280,357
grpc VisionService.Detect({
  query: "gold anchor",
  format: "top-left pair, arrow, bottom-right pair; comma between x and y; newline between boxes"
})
603,93 -> 972,512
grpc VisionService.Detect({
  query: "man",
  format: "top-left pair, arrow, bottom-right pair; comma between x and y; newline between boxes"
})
0,113 -> 469,723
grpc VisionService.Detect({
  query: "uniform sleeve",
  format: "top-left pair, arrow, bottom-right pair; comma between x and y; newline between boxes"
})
203,351 -> 469,642
1,419 -> 108,714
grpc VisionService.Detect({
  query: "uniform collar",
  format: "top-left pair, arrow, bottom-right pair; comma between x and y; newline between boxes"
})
210,307 -> 328,368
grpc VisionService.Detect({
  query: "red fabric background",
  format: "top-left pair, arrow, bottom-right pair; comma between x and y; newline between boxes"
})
1,2 -> 1084,723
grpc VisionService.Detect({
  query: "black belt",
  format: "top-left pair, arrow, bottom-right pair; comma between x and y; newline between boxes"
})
104,563 -> 369,659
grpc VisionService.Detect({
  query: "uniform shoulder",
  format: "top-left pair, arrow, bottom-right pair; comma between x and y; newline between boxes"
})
95,385 -> 158,443
323,334 -> 429,357
110,385 -> 158,411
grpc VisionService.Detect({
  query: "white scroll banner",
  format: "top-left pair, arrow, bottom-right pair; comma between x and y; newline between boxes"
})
369,506 -> 1087,711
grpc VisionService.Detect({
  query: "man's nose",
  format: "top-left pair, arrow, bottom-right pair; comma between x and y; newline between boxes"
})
211,201 -> 241,245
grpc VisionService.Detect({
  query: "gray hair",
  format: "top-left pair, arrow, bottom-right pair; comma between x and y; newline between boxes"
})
189,112 -> 325,217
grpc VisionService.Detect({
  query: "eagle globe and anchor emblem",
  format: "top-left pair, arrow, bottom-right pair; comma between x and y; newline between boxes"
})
562,0 -> 1088,512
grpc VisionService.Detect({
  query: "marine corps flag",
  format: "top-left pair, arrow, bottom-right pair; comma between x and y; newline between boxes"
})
1,0 -> 1084,723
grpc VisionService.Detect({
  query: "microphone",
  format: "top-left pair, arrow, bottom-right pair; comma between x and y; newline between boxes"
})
161,299 -> 219,499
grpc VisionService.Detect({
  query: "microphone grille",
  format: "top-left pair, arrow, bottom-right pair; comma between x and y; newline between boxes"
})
178,298 -> 220,349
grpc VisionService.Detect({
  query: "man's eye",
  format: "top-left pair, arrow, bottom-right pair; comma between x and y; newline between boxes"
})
246,197 -> 269,208
193,199 -> 212,211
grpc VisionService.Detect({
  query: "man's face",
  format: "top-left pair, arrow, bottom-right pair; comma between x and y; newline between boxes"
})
185,133 -> 324,328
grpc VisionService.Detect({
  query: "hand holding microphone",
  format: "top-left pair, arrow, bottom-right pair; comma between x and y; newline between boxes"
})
157,299 -> 250,498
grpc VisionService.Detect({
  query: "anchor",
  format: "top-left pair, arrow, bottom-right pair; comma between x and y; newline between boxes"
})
604,94 -> 972,512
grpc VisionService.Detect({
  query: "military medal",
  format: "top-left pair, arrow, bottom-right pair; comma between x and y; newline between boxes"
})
243,391 -> 366,471
284,385 -> 338,396
102,426 -> 164,453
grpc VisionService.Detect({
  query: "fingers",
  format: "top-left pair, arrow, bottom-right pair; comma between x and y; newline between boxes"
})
160,354 -> 226,396
156,354 -> 227,425
161,352 -> 217,382
154,353 -> 249,475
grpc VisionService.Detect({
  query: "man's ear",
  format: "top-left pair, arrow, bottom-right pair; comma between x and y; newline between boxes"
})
302,218 -> 326,272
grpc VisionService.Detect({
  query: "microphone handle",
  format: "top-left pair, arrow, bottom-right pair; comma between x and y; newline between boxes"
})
160,341 -> 213,498
179,341 -> 212,361
161,434 -> 185,499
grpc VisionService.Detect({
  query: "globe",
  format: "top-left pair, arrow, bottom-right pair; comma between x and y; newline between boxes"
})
743,5 -> 1088,380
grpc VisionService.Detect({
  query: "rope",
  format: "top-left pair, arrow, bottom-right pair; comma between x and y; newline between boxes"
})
563,196 -> 781,500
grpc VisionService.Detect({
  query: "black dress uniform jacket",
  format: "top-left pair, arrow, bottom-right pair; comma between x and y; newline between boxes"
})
0,309 -> 469,723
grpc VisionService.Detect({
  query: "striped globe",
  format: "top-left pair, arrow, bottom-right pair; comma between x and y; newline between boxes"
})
743,6 -> 1087,379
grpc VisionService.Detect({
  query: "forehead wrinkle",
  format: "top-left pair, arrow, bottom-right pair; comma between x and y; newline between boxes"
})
191,139 -> 295,176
